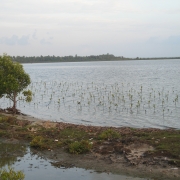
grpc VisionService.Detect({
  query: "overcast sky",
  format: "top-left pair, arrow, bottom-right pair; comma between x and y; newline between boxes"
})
0,0 -> 180,57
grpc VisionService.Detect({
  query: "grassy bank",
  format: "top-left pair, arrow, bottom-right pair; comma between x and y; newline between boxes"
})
0,113 -> 180,167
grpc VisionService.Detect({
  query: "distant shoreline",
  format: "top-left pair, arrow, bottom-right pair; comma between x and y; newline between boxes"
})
10,54 -> 180,64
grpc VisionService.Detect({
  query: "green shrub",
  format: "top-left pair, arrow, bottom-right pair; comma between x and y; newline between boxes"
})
99,129 -> 120,140
68,140 -> 92,154
62,139 -> 73,145
30,136 -> 50,149
0,166 -> 25,180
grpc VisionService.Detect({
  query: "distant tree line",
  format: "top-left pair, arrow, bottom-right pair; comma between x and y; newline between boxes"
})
11,54 -> 180,63
11,54 -> 127,63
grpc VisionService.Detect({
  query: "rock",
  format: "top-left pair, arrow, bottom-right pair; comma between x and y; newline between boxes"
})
123,148 -> 131,154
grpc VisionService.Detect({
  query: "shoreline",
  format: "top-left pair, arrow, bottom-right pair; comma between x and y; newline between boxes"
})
12,56 -> 180,64
0,112 -> 180,179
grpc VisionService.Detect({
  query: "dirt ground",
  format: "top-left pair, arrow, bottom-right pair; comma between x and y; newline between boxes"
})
0,111 -> 180,180
40,148 -> 179,180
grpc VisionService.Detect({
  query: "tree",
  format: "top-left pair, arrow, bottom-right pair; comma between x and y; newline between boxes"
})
0,54 -> 32,114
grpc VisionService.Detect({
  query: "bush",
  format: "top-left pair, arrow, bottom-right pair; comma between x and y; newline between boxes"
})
30,136 -> 50,149
68,140 -> 92,154
0,166 -> 25,180
98,129 -> 120,140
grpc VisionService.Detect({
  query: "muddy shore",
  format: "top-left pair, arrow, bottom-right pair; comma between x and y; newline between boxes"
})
0,112 -> 180,179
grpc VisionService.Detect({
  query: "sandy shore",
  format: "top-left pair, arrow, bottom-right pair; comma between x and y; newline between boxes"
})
1,112 -> 46,122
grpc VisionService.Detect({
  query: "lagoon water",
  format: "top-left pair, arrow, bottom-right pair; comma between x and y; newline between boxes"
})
0,59 -> 180,129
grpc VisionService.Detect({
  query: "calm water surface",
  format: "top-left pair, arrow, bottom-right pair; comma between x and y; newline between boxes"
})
0,143 -> 149,180
0,60 -> 180,129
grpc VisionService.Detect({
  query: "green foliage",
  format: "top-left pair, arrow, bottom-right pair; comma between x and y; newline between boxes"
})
0,166 -> 25,180
11,54 -> 119,63
22,90 -> 32,102
59,128 -> 88,140
0,54 -> 32,112
30,136 -> 51,149
98,129 -> 120,140
0,143 -> 26,168
10,55 -> 180,64
68,140 -> 92,154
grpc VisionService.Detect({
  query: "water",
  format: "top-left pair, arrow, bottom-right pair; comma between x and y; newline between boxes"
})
0,143 -> 148,180
0,59 -> 180,129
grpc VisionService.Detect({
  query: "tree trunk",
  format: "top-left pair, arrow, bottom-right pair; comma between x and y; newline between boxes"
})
12,92 -> 17,114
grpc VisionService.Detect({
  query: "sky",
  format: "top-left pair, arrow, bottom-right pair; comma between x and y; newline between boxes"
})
0,0 -> 180,58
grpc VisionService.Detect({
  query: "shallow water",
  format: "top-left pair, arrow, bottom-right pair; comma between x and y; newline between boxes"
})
0,143 -> 148,180
0,59 -> 180,129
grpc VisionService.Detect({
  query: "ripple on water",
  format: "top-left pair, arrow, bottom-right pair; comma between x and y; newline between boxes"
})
0,60 -> 180,129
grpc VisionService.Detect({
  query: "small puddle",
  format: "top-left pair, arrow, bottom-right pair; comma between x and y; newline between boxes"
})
0,142 -> 149,180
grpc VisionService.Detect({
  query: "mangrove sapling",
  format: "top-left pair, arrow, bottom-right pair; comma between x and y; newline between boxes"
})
162,108 -> 165,115
162,100 -> 164,107
153,104 -> 156,113
7,80 -> 178,124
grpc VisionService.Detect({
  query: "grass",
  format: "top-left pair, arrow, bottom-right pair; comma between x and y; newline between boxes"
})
29,127 -> 90,149
30,136 -> 52,149
133,130 -> 180,166
98,129 -> 120,140
0,167 -> 25,180
68,140 -> 92,154
59,128 -> 88,140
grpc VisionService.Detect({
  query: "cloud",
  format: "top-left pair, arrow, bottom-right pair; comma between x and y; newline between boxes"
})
0,35 -> 29,46
146,35 -> 180,45
146,37 -> 162,44
40,38 -> 51,45
32,30 -> 37,40
0,0 -> 180,57
165,35 -> 180,45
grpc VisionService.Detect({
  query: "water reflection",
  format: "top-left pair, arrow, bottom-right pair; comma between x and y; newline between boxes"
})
0,143 -> 149,180
0,142 -> 26,168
